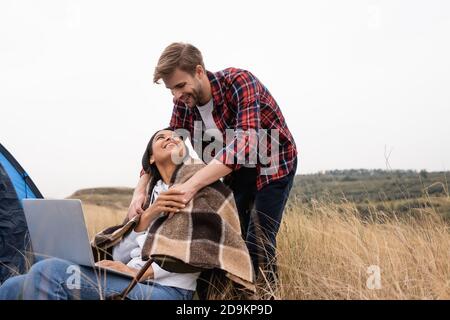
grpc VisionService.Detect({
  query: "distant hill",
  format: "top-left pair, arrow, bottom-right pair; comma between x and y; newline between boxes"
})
68,187 -> 133,210
68,169 -> 450,219
292,169 -> 449,203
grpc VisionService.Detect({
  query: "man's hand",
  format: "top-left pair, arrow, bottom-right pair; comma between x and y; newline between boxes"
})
169,182 -> 197,206
127,174 -> 151,220
127,193 -> 146,220
150,189 -> 187,214
165,183 -> 196,220
167,160 -> 232,211
96,260 -> 139,277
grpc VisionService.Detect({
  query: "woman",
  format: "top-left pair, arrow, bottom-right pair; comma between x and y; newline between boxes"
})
0,128 -> 255,300
0,128 -> 199,300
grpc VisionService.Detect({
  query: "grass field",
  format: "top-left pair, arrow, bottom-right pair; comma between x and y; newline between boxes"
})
277,198 -> 450,299
76,186 -> 450,300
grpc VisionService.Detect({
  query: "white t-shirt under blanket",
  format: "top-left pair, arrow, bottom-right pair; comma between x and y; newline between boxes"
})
112,180 -> 200,291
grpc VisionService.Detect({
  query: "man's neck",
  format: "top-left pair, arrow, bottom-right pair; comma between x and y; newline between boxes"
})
198,77 -> 212,105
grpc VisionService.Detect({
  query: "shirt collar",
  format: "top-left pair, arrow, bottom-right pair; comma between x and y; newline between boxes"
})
207,70 -> 224,107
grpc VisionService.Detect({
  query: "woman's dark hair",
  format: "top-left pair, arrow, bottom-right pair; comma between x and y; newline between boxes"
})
141,127 -> 172,209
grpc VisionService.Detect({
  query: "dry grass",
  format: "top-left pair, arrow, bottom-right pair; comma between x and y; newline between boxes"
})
82,196 -> 450,300
82,204 -> 126,239
276,199 -> 450,300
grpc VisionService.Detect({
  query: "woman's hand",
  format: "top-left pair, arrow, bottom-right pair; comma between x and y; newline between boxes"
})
168,182 -> 198,205
95,260 -> 139,277
134,189 -> 186,231
95,260 -> 154,280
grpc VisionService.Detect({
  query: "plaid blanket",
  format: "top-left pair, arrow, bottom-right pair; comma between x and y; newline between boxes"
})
92,161 -> 256,293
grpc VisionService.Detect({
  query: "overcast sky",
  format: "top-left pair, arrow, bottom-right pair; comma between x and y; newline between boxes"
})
1,0 -> 449,198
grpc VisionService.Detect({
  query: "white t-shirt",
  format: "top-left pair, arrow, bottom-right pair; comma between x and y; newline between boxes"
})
196,99 -> 255,168
112,180 -> 200,291
196,98 -> 218,133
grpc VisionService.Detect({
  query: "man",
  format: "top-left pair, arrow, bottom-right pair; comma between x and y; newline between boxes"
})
129,43 -> 298,288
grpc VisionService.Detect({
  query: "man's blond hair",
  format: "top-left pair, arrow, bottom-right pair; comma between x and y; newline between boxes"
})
153,42 -> 205,83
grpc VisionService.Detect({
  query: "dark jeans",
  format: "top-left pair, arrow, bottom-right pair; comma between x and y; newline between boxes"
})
228,158 -> 297,285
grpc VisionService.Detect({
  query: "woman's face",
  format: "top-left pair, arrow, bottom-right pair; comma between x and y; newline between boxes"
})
150,130 -> 187,165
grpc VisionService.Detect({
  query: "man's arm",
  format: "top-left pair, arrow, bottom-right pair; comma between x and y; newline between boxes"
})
171,159 -> 232,203
170,71 -> 261,203
127,173 -> 150,220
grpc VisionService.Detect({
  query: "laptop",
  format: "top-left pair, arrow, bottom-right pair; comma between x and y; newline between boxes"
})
22,199 -> 134,279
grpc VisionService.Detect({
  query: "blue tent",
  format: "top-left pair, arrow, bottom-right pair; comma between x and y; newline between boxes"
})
0,143 -> 43,283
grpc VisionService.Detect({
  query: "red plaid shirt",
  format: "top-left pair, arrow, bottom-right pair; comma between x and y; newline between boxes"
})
144,68 -> 297,190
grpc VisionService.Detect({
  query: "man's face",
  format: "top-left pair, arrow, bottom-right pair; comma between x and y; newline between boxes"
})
163,68 -> 203,108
